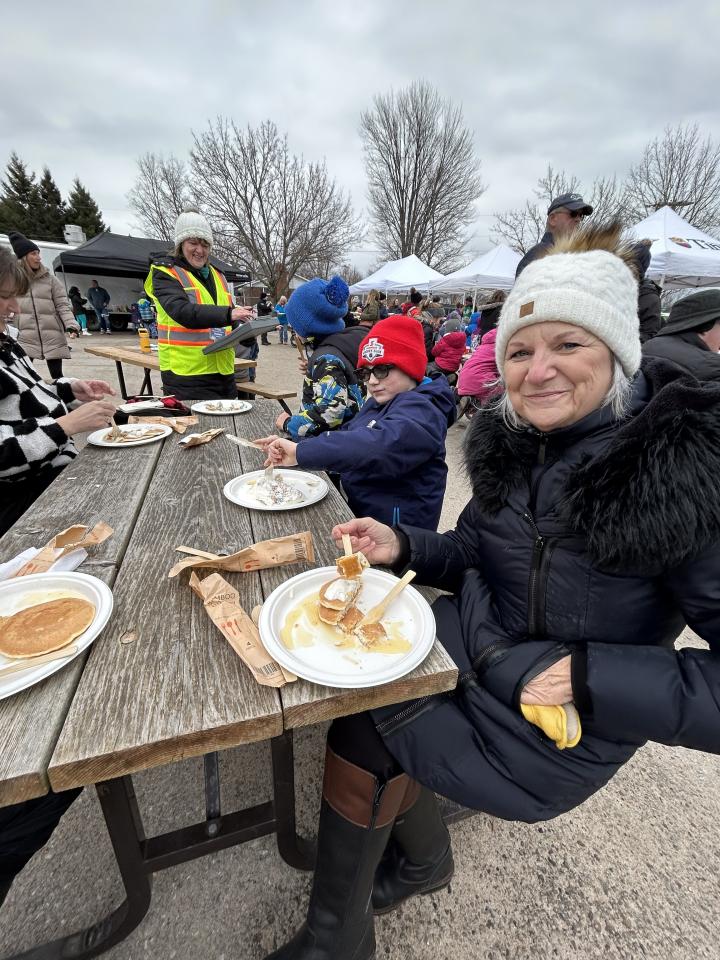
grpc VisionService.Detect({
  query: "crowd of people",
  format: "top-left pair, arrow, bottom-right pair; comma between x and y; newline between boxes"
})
0,194 -> 719,960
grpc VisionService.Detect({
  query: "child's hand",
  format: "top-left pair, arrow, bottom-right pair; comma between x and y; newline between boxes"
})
264,439 -> 298,467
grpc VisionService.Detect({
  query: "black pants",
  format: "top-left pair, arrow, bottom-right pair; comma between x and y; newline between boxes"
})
46,358 -> 64,380
328,713 -> 401,782
0,789 -> 82,886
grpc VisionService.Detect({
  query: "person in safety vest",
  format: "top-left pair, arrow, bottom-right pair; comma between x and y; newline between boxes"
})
144,207 -> 252,400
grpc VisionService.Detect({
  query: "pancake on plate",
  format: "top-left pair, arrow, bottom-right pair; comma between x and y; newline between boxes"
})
0,597 -> 95,659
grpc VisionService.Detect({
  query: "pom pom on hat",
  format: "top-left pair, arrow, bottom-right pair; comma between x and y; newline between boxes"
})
495,221 -> 642,379
357,314 -> 427,382
174,206 -> 213,248
8,232 -> 39,260
285,275 -> 349,339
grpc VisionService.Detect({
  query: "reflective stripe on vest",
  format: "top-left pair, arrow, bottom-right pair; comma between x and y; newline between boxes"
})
144,263 -> 233,378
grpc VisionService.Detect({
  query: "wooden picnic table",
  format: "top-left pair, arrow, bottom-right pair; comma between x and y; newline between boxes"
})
0,399 -> 457,959
83,344 -> 257,400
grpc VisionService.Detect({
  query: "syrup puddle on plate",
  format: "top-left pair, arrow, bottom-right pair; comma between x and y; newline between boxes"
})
280,592 -> 411,656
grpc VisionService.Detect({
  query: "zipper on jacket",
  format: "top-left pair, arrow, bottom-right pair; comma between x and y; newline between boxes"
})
370,780 -> 387,827
375,694 -> 436,735
523,511 -> 545,637
471,640 -> 512,679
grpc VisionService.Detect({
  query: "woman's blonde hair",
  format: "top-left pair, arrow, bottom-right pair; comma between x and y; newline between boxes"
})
0,247 -> 29,296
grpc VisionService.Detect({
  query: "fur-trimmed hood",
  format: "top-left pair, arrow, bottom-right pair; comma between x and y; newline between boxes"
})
464,358 -> 720,572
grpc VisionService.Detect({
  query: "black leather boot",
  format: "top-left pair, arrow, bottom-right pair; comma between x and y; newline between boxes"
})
372,785 -> 454,915
265,748 -> 409,960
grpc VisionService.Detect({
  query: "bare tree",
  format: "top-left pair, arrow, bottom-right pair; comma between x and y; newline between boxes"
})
360,81 -> 485,272
492,165 -> 627,252
190,118 -> 359,299
625,123 -> 720,232
127,153 -> 192,240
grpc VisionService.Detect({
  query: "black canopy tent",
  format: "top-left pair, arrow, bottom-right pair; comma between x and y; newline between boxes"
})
52,232 -> 251,284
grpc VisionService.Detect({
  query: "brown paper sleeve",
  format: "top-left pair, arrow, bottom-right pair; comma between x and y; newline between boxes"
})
190,572 -> 291,687
13,522 -> 114,578
169,531 -> 314,578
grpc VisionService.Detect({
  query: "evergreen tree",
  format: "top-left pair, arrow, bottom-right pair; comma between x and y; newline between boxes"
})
36,167 -> 67,242
65,178 -> 106,238
0,152 -> 42,236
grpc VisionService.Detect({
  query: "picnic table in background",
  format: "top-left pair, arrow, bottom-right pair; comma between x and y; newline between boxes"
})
83,344 -> 257,399
0,398 -> 457,959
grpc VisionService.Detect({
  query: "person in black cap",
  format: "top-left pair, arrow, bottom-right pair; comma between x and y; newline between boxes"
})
515,192 -> 593,277
642,289 -> 720,380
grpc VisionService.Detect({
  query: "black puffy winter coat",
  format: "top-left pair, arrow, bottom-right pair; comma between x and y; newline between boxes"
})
372,359 -> 720,823
642,329 -> 720,381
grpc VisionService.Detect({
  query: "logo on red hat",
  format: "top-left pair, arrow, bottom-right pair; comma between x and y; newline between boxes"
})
361,337 -> 385,362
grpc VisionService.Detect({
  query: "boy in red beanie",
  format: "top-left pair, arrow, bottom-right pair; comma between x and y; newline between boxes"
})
259,315 -> 456,530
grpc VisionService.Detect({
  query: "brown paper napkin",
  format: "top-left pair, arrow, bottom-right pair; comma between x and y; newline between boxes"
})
179,428 -> 225,447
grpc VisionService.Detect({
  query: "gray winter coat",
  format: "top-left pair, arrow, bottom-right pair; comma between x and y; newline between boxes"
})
17,267 -> 80,361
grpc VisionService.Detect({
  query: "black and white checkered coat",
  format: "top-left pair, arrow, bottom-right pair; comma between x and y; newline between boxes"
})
0,334 -> 77,482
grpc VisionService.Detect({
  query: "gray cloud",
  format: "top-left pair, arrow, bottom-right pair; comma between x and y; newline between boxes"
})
2,0 -> 718,266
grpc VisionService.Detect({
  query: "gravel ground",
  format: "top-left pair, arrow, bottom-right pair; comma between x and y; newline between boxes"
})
1,332 -> 718,960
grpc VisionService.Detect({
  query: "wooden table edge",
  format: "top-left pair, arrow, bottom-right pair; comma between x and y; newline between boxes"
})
281,663 -> 458,731
0,770 -> 50,807
48,710 -> 283,792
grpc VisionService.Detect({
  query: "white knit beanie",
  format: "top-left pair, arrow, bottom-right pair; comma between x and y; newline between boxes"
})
495,247 -> 641,378
174,207 -> 213,248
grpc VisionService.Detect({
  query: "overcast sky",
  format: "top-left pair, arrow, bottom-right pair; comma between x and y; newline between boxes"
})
2,0 -> 718,269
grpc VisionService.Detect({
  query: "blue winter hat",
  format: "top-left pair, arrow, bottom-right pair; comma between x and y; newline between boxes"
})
285,275 -> 349,339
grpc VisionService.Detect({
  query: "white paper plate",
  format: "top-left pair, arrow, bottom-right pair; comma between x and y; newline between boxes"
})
223,469 -> 328,511
259,567 -> 436,688
0,572 -> 114,700
191,400 -> 253,416
87,424 -> 173,447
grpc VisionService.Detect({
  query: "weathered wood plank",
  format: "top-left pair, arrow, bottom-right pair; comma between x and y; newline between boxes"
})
48,417 -> 282,791
232,402 -> 458,729
0,441 -> 162,805
84,344 -> 255,372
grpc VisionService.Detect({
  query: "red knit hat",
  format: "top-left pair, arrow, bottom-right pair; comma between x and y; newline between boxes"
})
357,315 -> 427,381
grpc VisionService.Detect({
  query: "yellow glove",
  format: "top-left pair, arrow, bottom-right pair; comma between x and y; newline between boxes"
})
520,702 -> 582,750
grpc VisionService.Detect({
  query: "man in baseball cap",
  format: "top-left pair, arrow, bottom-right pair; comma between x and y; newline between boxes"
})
515,191 -> 594,278
642,289 -> 720,380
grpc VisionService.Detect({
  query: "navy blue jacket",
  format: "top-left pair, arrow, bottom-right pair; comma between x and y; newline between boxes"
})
372,360 -> 720,822
295,377 -> 456,530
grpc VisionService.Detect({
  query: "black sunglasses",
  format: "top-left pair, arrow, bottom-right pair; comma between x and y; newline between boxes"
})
355,364 -> 396,383
568,210 -> 585,219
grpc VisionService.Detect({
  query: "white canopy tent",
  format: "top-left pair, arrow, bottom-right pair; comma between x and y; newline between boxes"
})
349,254 -> 445,294
627,206 -> 720,288
432,245 -> 521,294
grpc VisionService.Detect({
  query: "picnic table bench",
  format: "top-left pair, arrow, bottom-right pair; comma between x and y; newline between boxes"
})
83,345 -> 257,400
0,399 -> 457,959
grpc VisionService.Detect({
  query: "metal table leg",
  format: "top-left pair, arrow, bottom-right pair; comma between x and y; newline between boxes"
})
271,731 -> 315,872
278,399 -> 292,417
8,778 -> 152,960
3,743 -> 315,958
139,370 -> 154,396
114,361 -> 128,401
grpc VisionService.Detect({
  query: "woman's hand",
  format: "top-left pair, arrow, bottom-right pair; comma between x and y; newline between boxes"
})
231,306 -> 253,324
71,379 -> 116,402
520,655 -> 573,706
332,519 -> 401,566
56,400 -> 118,437
264,439 -> 298,467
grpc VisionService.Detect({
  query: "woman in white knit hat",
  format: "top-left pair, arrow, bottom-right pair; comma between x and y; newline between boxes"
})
143,207 -> 252,400
266,222 -> 720,960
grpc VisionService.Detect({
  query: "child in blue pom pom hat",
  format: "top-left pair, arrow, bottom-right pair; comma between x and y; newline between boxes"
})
274,275 -> 366,438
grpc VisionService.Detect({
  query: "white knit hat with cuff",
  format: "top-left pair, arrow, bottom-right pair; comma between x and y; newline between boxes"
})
174,207 -> 213,248
495,248 -> 641,379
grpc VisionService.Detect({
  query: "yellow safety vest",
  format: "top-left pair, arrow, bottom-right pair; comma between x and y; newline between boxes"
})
144,263 -> 233,377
